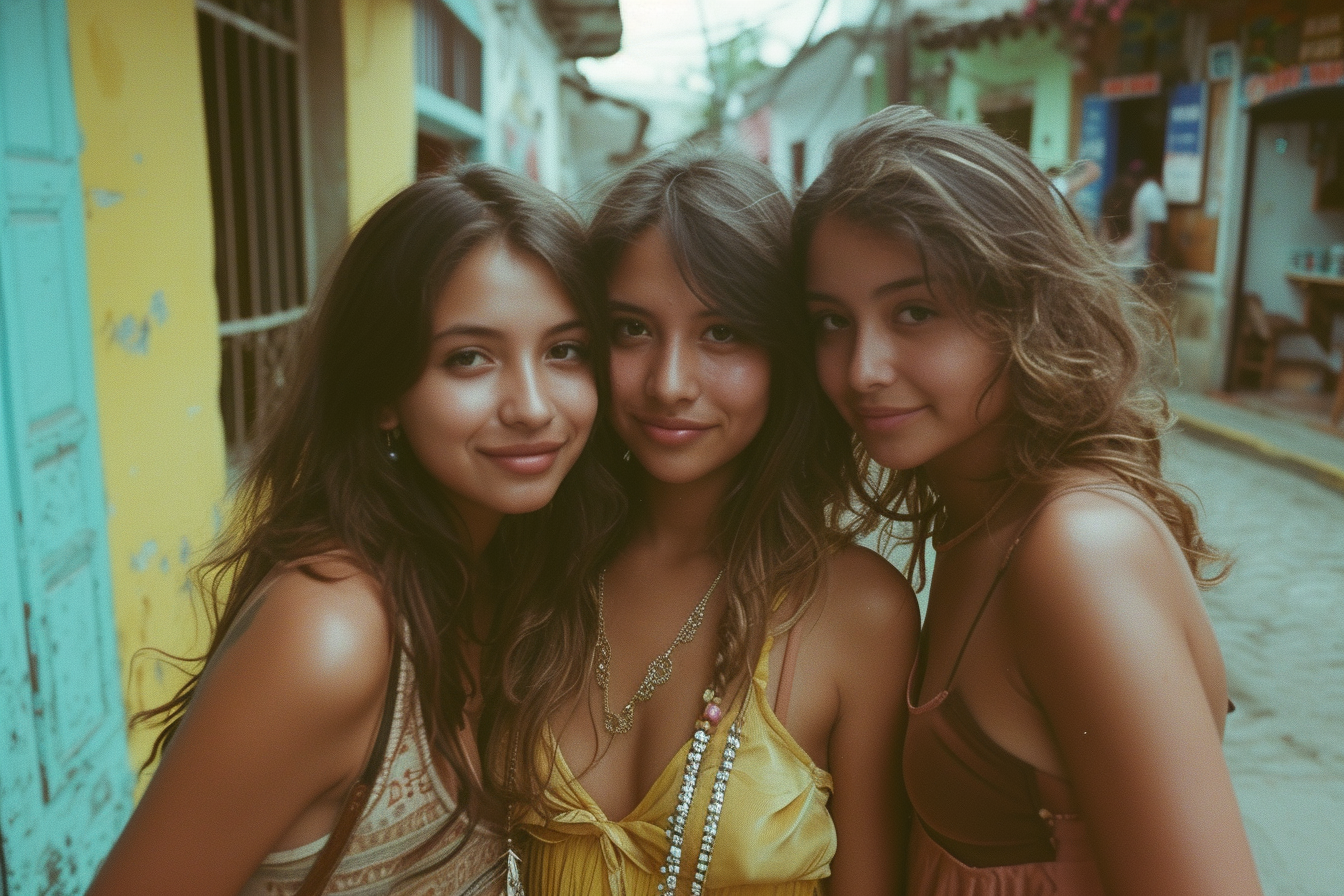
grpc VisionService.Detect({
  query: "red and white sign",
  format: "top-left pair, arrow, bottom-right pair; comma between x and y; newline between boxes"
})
1100,72 -> 1161,99
1244,60 -> 1344,106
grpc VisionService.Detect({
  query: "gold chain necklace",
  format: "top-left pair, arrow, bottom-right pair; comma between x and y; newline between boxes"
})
595,567 -> 725,735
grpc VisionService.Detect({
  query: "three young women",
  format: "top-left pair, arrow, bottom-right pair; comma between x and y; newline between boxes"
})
796,105 -> 1262,895
498,146 -> 920,896
89,166 -> 610,896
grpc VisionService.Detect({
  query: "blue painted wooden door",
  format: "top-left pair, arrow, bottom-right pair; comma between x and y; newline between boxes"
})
0,0 -> 134,893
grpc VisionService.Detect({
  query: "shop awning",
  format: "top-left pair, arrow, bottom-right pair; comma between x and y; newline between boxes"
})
537,0 -> 623,59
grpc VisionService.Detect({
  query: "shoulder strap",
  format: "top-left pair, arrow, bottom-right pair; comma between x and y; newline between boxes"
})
773,622 -> 804,726
294,647 -> 402,896
941,484 -> 1129,688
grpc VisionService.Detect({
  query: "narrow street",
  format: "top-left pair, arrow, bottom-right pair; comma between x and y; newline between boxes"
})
1164,429 -> 1344,896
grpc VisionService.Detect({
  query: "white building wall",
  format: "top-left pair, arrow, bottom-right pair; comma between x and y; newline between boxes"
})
766,36 -> 872,192
1243,120 -> 1344,318
475,0 -> 565,190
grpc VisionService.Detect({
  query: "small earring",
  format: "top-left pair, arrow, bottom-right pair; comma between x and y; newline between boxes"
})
383,427 -> 401,462
622,449 -> 632,462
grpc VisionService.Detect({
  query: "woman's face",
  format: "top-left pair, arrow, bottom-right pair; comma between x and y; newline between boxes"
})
805,214 -> 1009,475
607,226 -> 771,488
386,237 -> 597,542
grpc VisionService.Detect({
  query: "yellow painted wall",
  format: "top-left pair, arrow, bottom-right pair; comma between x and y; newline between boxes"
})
344,0 -> 417,225
67,0 -> 227,779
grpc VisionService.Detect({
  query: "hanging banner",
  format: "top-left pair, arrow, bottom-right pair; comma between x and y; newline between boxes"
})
1073,95 -> 1116,226
1163,82 -> 1207,205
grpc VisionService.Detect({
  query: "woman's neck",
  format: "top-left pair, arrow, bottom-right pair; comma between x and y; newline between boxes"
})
923,421 -> 1015,533
631,462 -> 739,560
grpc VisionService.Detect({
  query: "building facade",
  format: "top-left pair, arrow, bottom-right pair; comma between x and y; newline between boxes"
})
0,0 -> 623,891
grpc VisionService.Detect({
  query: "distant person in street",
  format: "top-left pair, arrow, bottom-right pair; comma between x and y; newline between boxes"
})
1047,158 -> 1101,213
87,167 -> 608,896
796,105 -> 1264,896
1110,158 -> 1169,290
499,145 -> 919,896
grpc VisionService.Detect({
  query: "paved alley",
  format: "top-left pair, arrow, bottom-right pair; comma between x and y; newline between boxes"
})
1165,428 -> 1344,896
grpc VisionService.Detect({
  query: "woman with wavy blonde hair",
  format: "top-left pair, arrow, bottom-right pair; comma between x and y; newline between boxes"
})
494,144 -> 919,896
795,105 -> 1262,896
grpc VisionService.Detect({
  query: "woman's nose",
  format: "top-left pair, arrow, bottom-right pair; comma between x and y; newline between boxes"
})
849,325 -> 898,392
647,337 -> 700,404
500,359 -> 556,428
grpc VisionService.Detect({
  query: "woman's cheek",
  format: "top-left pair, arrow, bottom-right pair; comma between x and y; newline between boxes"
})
814,340 -> 851,410
562,368 -> 600,437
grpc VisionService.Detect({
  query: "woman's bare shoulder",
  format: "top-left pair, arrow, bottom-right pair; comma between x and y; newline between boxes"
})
1001,485 -> 1204,677
808,544 -> 919,650
203,561 -> 394,724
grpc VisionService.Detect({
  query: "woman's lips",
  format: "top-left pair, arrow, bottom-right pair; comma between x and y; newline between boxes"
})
854,405 -> 925,433
479,441 -> 564,474
636,416 -> 714,446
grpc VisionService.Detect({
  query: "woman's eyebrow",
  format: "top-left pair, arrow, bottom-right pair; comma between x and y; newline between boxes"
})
875,275 -> 927,296
432,323 -> 502,341
432,319 -> 584,341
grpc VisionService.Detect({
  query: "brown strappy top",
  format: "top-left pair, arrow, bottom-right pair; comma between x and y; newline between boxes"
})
904,485 -> 1112,869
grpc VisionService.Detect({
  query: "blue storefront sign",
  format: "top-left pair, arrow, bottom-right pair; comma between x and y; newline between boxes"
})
1163,82 -> 1208,204
1074,95 -> 1117,227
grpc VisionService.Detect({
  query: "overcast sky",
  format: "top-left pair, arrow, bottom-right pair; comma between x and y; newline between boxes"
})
578,0 -> 844,95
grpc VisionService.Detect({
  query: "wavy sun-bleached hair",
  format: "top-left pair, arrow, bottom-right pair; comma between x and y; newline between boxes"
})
793,104 -> 1227,590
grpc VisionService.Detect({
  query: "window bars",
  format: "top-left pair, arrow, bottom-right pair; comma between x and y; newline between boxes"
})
197,0 -> 308,459
415,0 -> 483,113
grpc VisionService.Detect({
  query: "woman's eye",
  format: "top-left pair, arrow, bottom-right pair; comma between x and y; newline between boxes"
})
446,349 -> 487,368
705,324 -> 736,343
614,319 -> 648,339
896,305 -> 934,324
814,312 -> 849,333
548,341 -> 589,362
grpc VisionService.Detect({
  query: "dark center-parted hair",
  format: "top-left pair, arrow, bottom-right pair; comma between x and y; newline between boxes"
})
793,104 -> 1224,588
493,144 -> 853,813
140,165 -> 617,847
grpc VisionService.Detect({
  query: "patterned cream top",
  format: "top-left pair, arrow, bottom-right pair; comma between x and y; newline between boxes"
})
239,651 -> 506,896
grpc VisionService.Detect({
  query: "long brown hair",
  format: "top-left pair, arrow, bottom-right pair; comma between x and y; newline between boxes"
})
494,145 -> 852,811
139,166 -> 618,832
793,104 -> 1226,589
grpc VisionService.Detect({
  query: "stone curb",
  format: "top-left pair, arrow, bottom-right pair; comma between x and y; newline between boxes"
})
1172,411 -> 1344,498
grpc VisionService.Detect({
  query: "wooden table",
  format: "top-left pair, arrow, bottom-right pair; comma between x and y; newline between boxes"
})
1285,272 -> 1344,425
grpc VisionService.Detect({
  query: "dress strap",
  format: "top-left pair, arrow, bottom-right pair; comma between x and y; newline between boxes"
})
940,484 -> 1133,689
773,622 -> 804,726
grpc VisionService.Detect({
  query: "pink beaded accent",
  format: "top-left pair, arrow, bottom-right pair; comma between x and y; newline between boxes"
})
702,702 -> 723,726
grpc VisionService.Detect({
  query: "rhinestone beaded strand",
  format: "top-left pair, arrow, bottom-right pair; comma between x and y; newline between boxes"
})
656,689 -> 742,895
690,717 -> 742,895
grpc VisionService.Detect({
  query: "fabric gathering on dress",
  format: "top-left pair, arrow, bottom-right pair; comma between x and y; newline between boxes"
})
238,649 -> 506,896
516,630 -> 836,896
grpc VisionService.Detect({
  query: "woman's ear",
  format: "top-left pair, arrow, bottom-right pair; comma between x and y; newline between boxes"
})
377,406 -> 399,431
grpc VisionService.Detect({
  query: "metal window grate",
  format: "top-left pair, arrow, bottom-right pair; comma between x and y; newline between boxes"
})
197,0 -> 308,458
415,0 -> 483,112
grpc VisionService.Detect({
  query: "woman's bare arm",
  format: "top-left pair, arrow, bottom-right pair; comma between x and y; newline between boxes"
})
1005,492 -> 1262,896
817,546 -> 920,896
87,567 -> 393,896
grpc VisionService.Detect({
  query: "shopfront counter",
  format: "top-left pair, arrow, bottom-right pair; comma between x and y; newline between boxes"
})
1285,272 -> 1344,423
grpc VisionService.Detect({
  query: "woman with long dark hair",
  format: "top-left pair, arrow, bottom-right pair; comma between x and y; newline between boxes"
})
796,105 -> 1261,896
89,166 -> 612,896
498,146 -> 919,896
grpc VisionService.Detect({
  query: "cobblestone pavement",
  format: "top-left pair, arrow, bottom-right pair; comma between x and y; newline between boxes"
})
1164,429 -> 1344,896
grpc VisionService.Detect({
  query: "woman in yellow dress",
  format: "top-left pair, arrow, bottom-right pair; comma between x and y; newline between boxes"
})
493,146 -> 920,896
